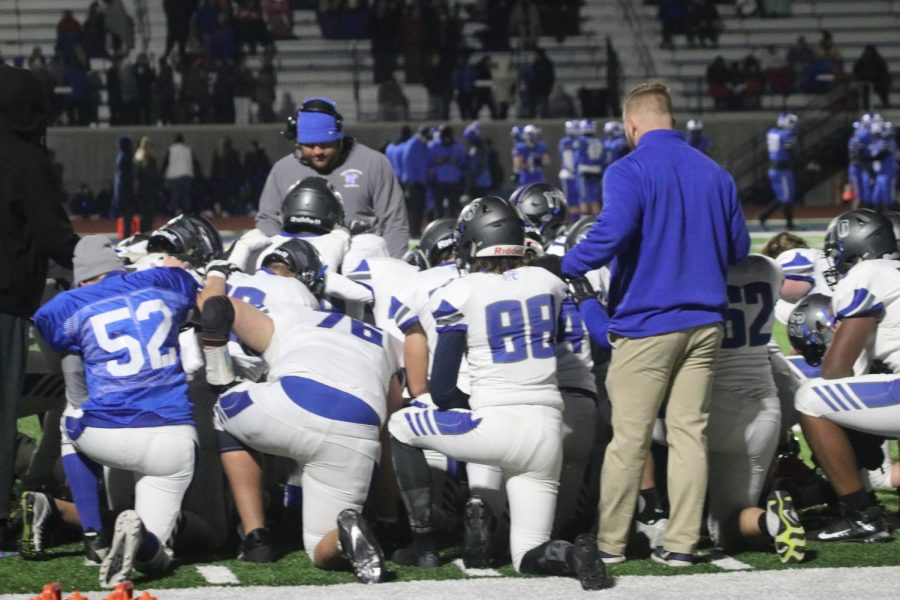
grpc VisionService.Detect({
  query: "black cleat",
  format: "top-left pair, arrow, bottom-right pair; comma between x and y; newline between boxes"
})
815,505 -> 891,543
83,529 -> 110,566
391,544 -> 440,567
462,496 -> 494,569
338,509 -> 386,584
572,534 -> 614,591
238,528 -> 275,563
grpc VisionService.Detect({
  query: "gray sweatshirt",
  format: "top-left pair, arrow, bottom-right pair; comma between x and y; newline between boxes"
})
256,139 -> 410,258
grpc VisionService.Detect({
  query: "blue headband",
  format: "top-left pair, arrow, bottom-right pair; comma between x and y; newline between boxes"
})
296,103 -> 343,144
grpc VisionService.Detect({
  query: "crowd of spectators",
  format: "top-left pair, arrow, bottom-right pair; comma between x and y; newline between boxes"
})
656,0 -> 723,50
706,31 -> 892,110
68,134 -> 274,226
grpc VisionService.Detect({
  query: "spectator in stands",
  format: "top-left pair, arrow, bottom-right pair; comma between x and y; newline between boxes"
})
483,0 -> 512,51
163,0 -> 195,58
525,47 -> 555,118
761,44 -> 793,97
853,45 -> 892,109
423,53 -> 452,120
787,35 -> 814,91
63,54 -> 92,126
134,53 -> 156,125
180,55 -> 210,123
235,0 -> 272,56
196,0 -> 221,45
234,57 -> 256,124
815,30 -> 842,65
471,55 -> 497,120
399,4 -> 427,84
83,2 -> 107,59
254,55 -> 277,122
163,133 -> 195,214
112,135 -> 136,236
377,74 -> 410,121
491,53 -> 515,120
212,59 -> 237,123
370,0 -> 401,84
510,0 -> 541,50
118,55 -> 139,125
263,0 -> 294,39
453,52 -> 478,120
658,0 -> 688,50
102,0 -> 135,56
687,0 -> 720,49
56,10 -> 83,65
157,56 -> 176,125
242,139 -> 271,214
547,83 -> 576,118
277,91 -> 296,122
741,54 -> 765,109
211,136 -> 244,215
134,136 -> 162,232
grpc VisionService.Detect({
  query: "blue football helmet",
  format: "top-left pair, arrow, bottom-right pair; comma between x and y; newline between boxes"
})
603,121 -> 624,138
522,124 -> 542,144
777,113 -> 799,130
579,119 -> 597,136
564,120 -> 579,136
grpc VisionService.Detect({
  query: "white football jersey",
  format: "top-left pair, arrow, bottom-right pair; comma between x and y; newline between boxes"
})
264,305 -> 398,426
390,262 -> 469,391
774,248 -> 832,323
831,258 -> 900,373
342,233 -> 390,274
227,270 -> 319,313
256,229 -> 351,273
345,257 -> 418,341
715,254 -> 782,397
429,266 -> 567,410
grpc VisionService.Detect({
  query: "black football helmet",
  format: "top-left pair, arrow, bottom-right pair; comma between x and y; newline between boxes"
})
564,215 -> 597,253
147,214 -> 223,267
509,183 -> 567,245
418,218 -> 457,268
261,239 -> 326,299
823,209 -> 897,287
455,196 -> 525,268
281,176 -> 344,234
884,211 -> 900,252
787,293 -> 835,366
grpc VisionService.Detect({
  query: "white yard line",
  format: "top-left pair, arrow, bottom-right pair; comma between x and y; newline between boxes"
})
450,558 -> 503,577
195,565 -> 240,585
3,566 -> 899,600
708,555 -> 754,571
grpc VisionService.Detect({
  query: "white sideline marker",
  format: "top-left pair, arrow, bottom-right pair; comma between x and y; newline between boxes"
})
709,555 -> 754,571
451,558 -> 503,577
196,565 -> 240,584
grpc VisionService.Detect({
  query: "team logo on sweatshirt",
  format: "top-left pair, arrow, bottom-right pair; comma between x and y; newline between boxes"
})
341,168 -> 363,188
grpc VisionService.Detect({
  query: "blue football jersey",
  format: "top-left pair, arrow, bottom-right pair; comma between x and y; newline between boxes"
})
515,141 -> 547,185
871,137 -> 897,177
558,136 -> 578,176
34,267 -> 199,428
602,136 -> 629,167
767,128 -> 796,164
575,135 -> 604,176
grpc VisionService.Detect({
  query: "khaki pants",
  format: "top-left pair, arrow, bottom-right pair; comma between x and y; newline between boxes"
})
598,323 -> 723,555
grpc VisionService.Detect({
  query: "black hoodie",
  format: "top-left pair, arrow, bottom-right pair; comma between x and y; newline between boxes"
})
0,64 -> 79,317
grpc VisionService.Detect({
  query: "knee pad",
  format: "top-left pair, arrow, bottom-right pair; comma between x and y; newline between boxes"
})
202,295 -> 234,347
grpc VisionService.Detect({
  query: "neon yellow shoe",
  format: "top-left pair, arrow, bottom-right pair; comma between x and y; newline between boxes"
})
766,490 -> 806,564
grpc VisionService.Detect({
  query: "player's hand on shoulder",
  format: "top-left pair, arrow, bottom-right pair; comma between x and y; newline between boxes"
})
529,254 -> 565,281
567,276 -> 597,305
203,259 -> 242,280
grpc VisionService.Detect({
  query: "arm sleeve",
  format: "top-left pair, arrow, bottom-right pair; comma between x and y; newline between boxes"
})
429,330 -> 470,410
21,155 -> 79,269
578,298 -> 612,352
61,353 -> 89,408
255,158 -> 289,236
561,162 -> 642,278
371,153 -> 410,258
324,271 -> 375,304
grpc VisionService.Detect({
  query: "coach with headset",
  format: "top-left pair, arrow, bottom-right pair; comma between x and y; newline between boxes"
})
256,97 -> 410,257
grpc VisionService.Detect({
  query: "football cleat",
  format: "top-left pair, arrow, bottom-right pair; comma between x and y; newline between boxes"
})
462,496 -> 495,569
83,529 -> 110,566
237,528 -> 275,563
390,544 -> 440,568
100,510 -> 144,589
766,490 -> 806,563
634,506 -> 668,551
651,547 -> 696,567
572,534 -> 614,590
18,491 -> 54,559
338,509 -> 386,584
814,505 -> 891,543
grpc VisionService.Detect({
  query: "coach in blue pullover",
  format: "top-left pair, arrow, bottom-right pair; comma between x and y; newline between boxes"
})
562,83 -> 750,567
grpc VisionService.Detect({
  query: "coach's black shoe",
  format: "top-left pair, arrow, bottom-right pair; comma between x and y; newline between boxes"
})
573,534 -> 614,591
338,509 -> 386,584
815,505 -> 891,543
83,529 -> 110,566
18,491 -> 56,560
391,544 -> 440,567
463,496 -> 495,569
238,528 -> 275,563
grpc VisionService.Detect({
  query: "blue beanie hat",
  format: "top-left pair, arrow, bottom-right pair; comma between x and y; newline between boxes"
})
296,97 -> 344,144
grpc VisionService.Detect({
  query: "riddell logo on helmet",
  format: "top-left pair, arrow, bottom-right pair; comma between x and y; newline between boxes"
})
493,246 -> 523,256
289,216 -> 323,225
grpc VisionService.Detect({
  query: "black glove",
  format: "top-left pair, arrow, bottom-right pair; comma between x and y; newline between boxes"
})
530,254 -> 565,280
567,276 -> 596,305
204,259 -> 242,280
